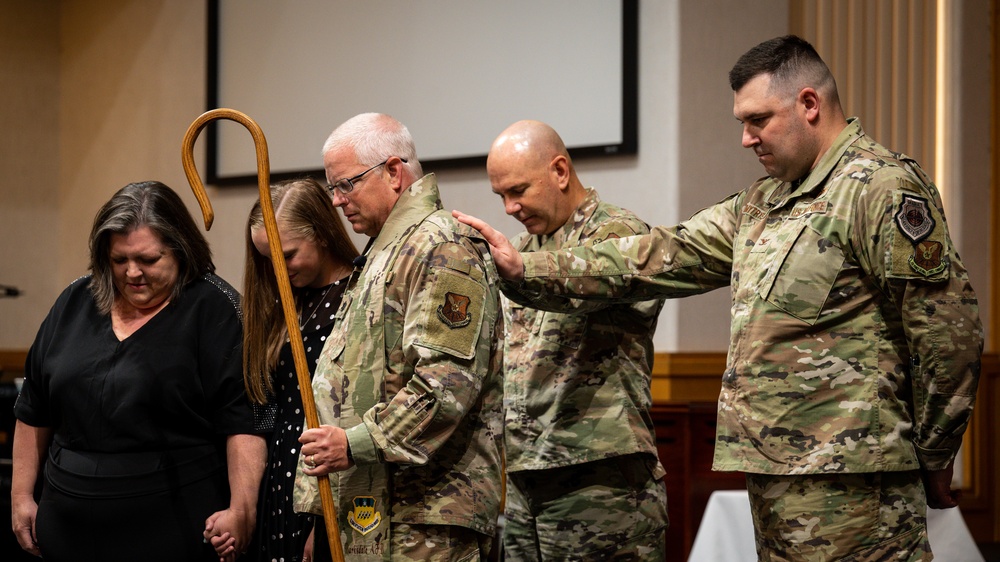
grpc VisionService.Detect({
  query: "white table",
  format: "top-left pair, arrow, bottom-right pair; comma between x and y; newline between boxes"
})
688,490 -> 985,562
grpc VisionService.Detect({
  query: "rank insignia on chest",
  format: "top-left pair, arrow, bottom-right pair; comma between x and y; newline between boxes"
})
347,496 -> 382,535
909,240 -> 947,276
894,195 -> 936,242
437,291 -> 472,328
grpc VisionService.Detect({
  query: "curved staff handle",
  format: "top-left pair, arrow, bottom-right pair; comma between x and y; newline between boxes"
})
181,108 -> 345,562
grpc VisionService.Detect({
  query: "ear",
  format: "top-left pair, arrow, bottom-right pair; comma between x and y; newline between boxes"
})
550,155 -> 571,190
799,87 -> 821,123
384,156 -> 408,193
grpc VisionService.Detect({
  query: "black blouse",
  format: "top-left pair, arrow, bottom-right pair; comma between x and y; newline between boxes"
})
15,275 -> 253,481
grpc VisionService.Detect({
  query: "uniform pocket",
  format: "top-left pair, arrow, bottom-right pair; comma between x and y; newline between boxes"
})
761,222 -> 845,324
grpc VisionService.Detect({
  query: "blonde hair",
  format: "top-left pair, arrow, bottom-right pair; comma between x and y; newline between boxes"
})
241,178 -> 358,404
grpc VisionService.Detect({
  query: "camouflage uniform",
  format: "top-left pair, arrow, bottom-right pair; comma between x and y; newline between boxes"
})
294,174 -> 504,561
745,471 -> 930,560
501,188 -> 668,560
508,120 -> 983,558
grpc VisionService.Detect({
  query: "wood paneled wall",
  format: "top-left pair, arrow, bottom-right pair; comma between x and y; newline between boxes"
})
789,0 -> 938,179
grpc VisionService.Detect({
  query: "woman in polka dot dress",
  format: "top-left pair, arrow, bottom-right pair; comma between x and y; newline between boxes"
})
242,179 -> 359,562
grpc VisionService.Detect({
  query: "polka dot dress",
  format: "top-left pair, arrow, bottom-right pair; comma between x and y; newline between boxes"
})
248,279 -> 347,562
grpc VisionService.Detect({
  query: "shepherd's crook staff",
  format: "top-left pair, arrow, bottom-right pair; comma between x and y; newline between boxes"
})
181,108 -> 345,562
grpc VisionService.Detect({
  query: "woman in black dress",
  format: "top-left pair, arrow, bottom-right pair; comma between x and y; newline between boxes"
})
242,178 -> 359,562
11,181 -> 263,562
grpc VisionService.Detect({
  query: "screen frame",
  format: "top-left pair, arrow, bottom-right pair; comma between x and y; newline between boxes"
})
203,0 -> 638,185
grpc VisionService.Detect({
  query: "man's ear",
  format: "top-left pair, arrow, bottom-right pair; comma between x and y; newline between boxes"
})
550,155 -> 571,190
799,87 -> 821,123
385,156 -> 408,193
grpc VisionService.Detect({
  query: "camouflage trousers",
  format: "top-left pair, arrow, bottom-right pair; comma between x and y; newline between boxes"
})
745,471 -> 931,561
314,518 -> 493,562
504,453 -> 668,561
389,523 -> 494,562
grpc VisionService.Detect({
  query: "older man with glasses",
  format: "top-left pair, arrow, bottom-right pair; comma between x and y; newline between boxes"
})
292,113 -> 504,562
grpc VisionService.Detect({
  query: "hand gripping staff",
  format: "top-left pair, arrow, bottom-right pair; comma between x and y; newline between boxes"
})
181,108 -> 345,562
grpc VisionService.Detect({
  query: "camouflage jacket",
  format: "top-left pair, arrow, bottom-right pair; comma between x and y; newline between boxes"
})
511,119 -> 982,475
294,175 -> 504,544
502,188 -> 665,474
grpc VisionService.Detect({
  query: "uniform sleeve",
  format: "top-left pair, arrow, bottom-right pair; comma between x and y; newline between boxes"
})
511,193 -> 741,309
528,213 -> 661,316
357,238 -> 498,465
856,171 -> 982,471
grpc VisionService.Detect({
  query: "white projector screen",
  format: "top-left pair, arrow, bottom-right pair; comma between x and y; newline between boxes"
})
207,0 -> 637,184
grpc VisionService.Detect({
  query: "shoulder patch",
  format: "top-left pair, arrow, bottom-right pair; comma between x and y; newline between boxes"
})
419,267 -> 486,359
894,195 -> 935,243
437,292 -> 472,328
887,191 -> 950,280
909,240 -> 946,276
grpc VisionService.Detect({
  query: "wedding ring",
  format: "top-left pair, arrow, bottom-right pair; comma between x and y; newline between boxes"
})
306,454 -> 315,467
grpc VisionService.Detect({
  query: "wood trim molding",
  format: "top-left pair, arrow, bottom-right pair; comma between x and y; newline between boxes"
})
0,349 -> 27,374
992,0 -> 1000,354
652,352 -> 727,377
651,352 -> 727,403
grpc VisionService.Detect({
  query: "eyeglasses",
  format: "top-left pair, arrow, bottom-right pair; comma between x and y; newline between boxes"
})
326,157 -> 408,195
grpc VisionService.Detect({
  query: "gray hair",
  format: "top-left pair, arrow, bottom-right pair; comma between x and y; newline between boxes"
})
321,113 -> 423,178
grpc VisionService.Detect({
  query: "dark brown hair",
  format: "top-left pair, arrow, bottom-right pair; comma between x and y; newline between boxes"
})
88,181 -> 214,314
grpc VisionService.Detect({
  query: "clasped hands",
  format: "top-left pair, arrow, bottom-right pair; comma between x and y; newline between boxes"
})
204,505 -> 254,562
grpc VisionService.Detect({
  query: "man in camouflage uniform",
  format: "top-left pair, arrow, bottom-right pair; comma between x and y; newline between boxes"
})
294,113 -> 504,562
455,36 -> 983,561
487,120 -> 668,561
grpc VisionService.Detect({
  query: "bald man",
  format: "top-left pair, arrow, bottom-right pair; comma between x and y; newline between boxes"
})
488,120 -> 668,561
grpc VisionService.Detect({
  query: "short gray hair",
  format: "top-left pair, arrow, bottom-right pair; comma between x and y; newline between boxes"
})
321,113 -> 423,178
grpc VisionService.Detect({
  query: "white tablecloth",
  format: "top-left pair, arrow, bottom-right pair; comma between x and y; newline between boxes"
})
688,490 -> 984,561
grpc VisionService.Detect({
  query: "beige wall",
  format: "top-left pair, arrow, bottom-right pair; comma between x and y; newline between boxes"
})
0,0 -> 994,354
56,1 -> 208,282
0,1 -> 60,347
670,1 -> 790,350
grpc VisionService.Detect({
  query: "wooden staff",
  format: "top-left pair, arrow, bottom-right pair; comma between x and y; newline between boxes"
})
181,108 -> 345,562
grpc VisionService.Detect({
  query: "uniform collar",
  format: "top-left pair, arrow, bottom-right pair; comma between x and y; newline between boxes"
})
531,187 -> 601,249
764,118 -> 865,207
367,173 -> 442,255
